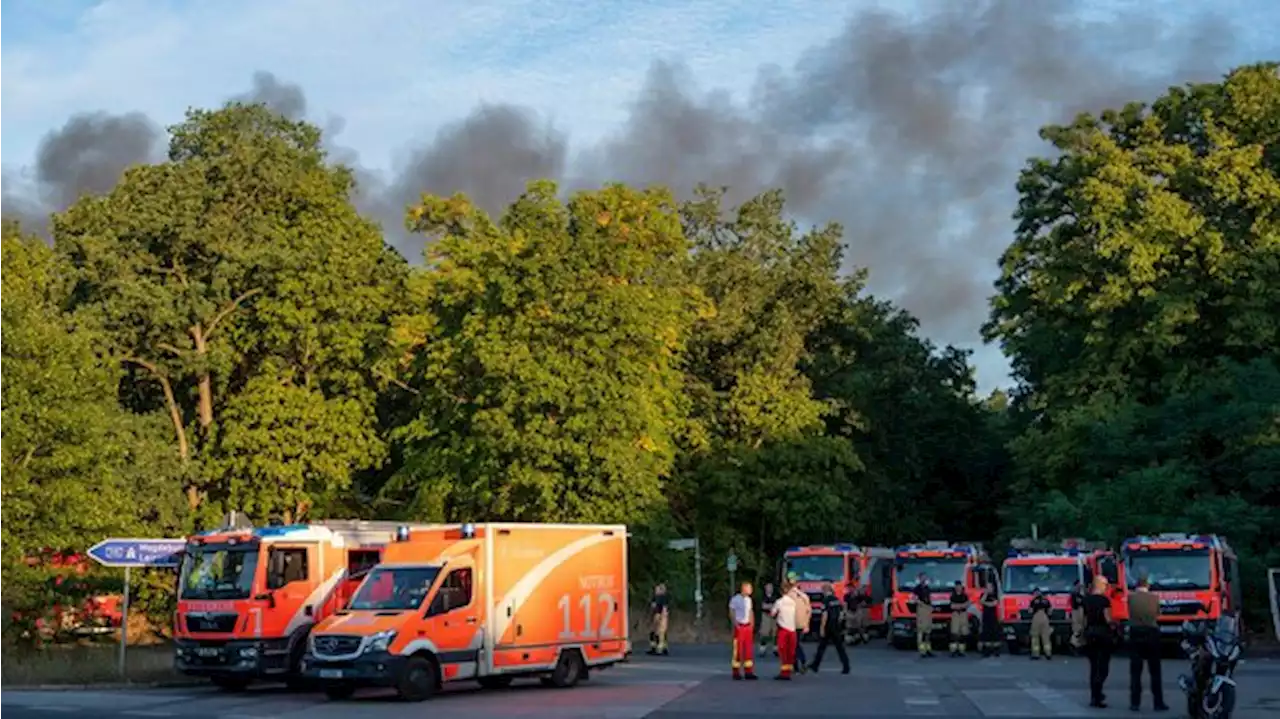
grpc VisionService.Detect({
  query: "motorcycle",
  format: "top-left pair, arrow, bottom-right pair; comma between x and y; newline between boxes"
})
1177,615 -> 1242,719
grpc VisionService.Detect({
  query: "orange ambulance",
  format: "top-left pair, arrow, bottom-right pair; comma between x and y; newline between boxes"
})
303,522 -> 630,701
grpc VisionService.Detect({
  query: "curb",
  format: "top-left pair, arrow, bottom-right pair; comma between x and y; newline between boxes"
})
2,680 -> 206,691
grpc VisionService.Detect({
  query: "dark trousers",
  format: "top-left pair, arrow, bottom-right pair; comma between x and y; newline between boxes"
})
796,639 -> 807,667
1085,632 -> 1113,704
1129,627 -> 1165,708
811,631 -> 849,671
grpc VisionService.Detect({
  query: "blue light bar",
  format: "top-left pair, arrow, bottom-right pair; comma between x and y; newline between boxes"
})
788,546 -> 802,553
461,523 -> 476,539
254,524 -> 309,537
835,544 -> 855,552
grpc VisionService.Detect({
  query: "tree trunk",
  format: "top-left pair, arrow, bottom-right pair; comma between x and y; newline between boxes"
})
192,325 -> 214,430
126,356 -> 197,510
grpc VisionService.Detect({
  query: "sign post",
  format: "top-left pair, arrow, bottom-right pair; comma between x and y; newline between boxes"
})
87,538 -> 186,678
726,551 -> 739,591
1269,568 -> 1279,643
667,537 -> 704,638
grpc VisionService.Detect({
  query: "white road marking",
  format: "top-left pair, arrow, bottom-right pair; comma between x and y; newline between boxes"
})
28,708 -> 77,714
898,675 -> 944,715
1017,680 -> 1088,716
120,711 -> 177,717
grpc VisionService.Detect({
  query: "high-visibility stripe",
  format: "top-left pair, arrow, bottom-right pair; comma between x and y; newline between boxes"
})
782,664 -> 793,670
744,660 -> 754,668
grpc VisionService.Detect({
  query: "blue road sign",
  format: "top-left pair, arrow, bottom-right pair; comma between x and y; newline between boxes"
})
88,538 -> 187,568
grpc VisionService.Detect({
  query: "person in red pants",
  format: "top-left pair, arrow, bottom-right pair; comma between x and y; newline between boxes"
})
771,580 -> 799,680
728,581 -> 758,680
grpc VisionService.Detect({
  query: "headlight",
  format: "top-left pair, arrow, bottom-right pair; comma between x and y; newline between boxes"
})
238,647 -> 259,658
364,630 -> 397,654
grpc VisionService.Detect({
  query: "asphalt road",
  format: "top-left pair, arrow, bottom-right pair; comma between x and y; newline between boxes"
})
5,641 -> 1279,719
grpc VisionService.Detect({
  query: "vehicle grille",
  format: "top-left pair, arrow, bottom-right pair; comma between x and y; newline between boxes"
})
1018,609 -> 1068,622
312,635 -> 362,657
184,613 -> 238,633
1161,602 -> 1204,617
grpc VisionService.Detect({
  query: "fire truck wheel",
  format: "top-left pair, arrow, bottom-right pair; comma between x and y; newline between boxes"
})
891,636 -> 912,650
212,676 -> 250,692
1005,640 -> 1020,655
478,675 -> 514,690
323,683 -> 356,701
396,655 -> 439,702
548,650 -> 585,688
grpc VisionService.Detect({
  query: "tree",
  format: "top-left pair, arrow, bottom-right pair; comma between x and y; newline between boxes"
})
386,181 -> 705,524
1,221 -> 184,597
986,63 -> 1280,411
54,104 -> 405,516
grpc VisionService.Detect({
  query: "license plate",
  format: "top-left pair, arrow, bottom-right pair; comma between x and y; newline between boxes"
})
319,669 -> 343,679
195,647 -> 220,657
1160,625 -> 1181,634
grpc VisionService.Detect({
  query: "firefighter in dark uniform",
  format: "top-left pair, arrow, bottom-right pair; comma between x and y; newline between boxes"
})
1029,588 -> 1053,660
1069,579 -> 1086,654
844,584 -> 871,645
808,583 -> 850,673
759,581 -> 779,654
908,573 -> 934,657
948,580 -> 971,657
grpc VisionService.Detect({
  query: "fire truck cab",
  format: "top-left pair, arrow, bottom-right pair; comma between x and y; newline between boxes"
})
889,541 -> 999,650
1000,538 -> 1120,653
174,520 -> 423,689
1121,533 -> 1241,639
782,543 -> 896,639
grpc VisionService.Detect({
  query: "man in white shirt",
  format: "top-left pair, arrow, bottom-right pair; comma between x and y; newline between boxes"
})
771,581 -> 799,680
728,582 -> 758,680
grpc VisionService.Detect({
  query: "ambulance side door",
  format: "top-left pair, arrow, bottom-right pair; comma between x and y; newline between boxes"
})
422,560 -> 480,681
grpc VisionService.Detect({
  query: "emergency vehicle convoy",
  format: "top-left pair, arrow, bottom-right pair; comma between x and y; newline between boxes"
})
999,538 -> 1121,653
782,543 -> 895,638
889,541 -> 998,649
1121,533 -> 1242,638
174,520 -> 417,689
302,522 -> 629,701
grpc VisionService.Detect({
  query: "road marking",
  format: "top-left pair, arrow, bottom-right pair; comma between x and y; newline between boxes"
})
1017,680 -> 1086,716
28,708 -> 77,714
120,711 -> 177,717
898,675 -> 944,715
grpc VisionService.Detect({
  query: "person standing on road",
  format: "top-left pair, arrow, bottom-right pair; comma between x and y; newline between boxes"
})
648,583 -> 670,656
789,579 -> 812,674
1082,576 -> 1115,708
1028,588 -> 1053,660
947,580 -> 971,657
978,584 -> 1001,657
771,581 -> 799,681
758,581 -> 779,655
908,573 -> 935,658
728,581 -> 758,680
1069,579 -> 1086,655
1127,576 -> 1169,712
846,584 -> 871,645
809,583 -> 850,674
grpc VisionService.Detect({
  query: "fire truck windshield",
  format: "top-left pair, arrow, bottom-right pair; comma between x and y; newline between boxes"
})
896,558 -> 966,588
1126,549 -> 1212,590
1003,562 -> 1079,594
786,555 -> 844,582
349,566 -> 441,611
180,545 -> 259,600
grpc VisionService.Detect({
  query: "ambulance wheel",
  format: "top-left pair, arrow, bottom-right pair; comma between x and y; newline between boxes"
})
548,650 -> 585,688
323,683 -> 356,701
212,676 -> 250,692
478,675 -> 514,690
396,655 -> 439,702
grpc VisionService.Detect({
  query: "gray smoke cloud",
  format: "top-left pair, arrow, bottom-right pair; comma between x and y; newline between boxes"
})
233,70 -> 308,121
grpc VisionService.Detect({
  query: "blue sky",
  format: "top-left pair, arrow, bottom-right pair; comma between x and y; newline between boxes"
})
3,0 -> 1276,393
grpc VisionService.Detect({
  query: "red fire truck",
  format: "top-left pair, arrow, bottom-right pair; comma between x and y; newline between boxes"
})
1000,538 -> 1123,653
173,520 -> 428,689
888,541 -> 999,650
782,543 -> 896,639
1121,533 -> 1241,640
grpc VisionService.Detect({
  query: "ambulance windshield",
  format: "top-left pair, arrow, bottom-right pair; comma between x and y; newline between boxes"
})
1004,562 -> 1079,594
1126,549 -> 1212,590
180,545 -> 259,600
349,566 -> 441,611
897,558 -> 966,589
787,555 -> 844,582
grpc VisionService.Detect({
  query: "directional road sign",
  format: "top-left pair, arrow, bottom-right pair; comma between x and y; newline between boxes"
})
88,538 -> 187,568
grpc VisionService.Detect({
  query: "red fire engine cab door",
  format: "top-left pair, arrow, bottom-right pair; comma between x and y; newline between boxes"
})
422,560 -> 481,683
259,543 -> 320,640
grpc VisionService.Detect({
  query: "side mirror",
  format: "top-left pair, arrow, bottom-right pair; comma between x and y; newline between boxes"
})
255,592 -> 276,608
1181,620 -> 1195,634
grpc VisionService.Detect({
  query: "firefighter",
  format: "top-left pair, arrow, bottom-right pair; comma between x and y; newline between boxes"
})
728,581 -> 758,680
948,580 -> 971,657
809,583 -> 850,674
909,573 -> 935,657
646,582 -> 670,656
788,578 -> 812,674
771,580 -> 799,681
1029,588 -> 1053,659
844,583 -> 870,645
759,581 -> 779,654
978,583 -> 1002,657
1069,579 -> 1086,654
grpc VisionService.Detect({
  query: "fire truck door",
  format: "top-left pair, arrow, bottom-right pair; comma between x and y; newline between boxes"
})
261,543 -> 318,638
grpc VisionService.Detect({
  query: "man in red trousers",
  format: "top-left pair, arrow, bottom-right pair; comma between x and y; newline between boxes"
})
728,581 -> 758,680
772,580 -> 799,680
